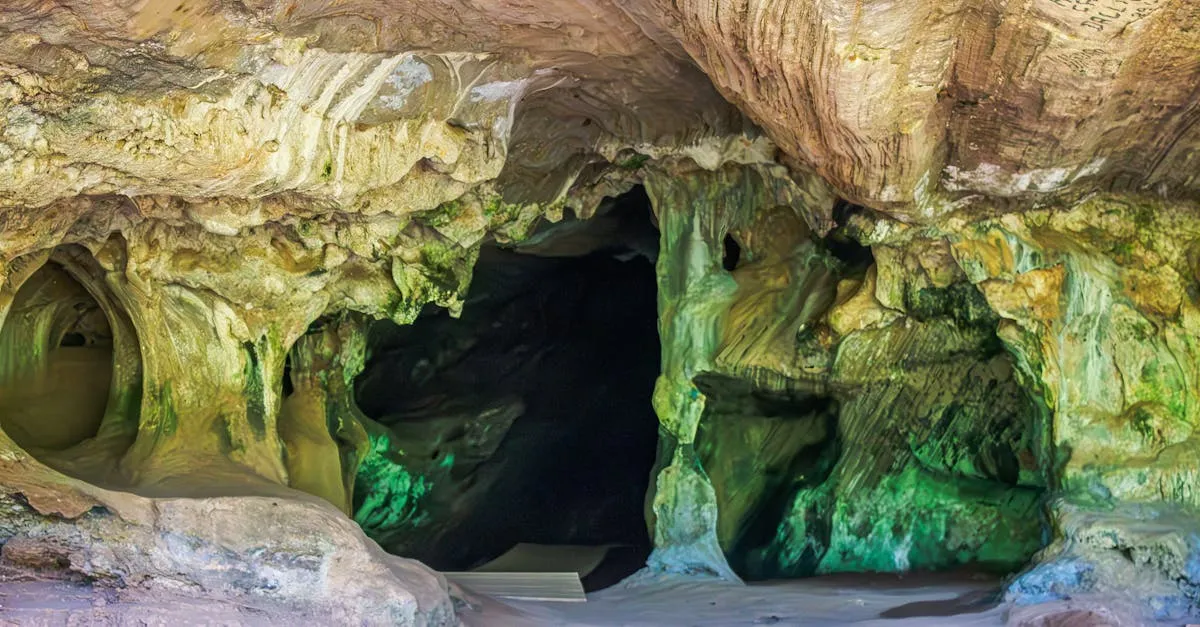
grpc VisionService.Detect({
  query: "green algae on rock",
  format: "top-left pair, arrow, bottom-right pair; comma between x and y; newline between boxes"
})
0,0 -> 1198,621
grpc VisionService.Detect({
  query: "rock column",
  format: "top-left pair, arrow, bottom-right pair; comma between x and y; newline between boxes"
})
642,163 -> 832,579
282,314 -> 371,514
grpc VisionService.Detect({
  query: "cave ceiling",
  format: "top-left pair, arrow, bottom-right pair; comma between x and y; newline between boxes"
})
1,1 -> 1200,623
1,0 -> 1195,233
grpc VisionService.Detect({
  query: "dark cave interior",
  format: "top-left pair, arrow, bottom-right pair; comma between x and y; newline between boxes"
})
353,187 -> 663,588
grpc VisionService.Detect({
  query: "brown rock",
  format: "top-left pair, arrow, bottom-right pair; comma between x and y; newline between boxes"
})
1,536 -> 71,572
979,266 -> 1067,325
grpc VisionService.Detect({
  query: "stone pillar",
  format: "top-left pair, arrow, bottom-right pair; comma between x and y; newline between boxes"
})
641,163 -> 832,579
281,314 -> 371,514
110,275 -> 293,488
98,225 -> 330,492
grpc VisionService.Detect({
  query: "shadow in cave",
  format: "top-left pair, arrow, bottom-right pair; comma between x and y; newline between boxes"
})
691,201 -> 1048,584
692,374 -> 842,580
827,200 -> 874,276
354,187 -> 661,591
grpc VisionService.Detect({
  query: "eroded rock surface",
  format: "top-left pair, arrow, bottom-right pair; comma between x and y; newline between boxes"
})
651,0 -> 1200,212
0,0 -> 1198,624
0,434 -> 457,624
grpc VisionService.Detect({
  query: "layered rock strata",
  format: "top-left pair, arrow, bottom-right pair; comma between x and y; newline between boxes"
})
0,0 -> 1197,623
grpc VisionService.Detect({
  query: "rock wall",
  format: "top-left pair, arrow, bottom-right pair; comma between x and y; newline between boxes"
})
0,0 -> 1198,623
849,194 -> 1200,617
636,167 -> 1200,618
647,0 -> 1200,212
642,164 -> 1047,582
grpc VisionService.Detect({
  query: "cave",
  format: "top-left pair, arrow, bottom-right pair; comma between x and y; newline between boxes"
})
352,188 -> 662,588
0,246 -> 146,491
0,262 -> 113,453
2,3 -> 1199,624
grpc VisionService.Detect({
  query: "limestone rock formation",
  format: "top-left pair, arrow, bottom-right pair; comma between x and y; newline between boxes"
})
652,0 -> 1200,212
0,0 -> 1198,624
0,431 -> 456,624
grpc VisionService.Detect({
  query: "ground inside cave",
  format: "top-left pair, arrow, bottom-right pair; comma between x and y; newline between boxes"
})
2,569 -> 1155,626
485,572 -> 1010,626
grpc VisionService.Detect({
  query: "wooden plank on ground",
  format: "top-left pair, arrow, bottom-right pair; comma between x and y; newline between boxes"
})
471,543 -> 616,578
443,571 -> 587,603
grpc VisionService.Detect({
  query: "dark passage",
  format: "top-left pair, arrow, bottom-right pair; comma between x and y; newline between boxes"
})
354,188 -> 661,588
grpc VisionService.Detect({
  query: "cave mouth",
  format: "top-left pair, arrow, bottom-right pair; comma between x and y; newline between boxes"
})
353,186 -> 662,590
0,262 -> 115,453
688,214 -> 1049,583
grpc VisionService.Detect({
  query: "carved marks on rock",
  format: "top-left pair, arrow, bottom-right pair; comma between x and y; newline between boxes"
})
1043,0 -> 1165,35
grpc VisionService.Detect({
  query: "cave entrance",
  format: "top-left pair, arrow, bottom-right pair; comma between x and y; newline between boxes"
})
692,201 -> 1048,582
354,187 -> 661,590
0,262 -> 114,452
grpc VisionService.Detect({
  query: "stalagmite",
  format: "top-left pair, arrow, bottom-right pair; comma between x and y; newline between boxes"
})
281,314 -> 371,514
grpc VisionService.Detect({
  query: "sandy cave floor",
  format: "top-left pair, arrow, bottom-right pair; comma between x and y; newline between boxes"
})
0,568 -> 1178,626
463,571 -> 1032,627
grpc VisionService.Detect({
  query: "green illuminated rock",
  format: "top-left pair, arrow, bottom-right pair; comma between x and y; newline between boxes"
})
354,429 -> 433,540
0,1 -> 1195,618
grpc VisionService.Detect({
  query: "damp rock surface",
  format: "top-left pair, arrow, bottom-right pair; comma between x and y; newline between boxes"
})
0,1 -> 1198,624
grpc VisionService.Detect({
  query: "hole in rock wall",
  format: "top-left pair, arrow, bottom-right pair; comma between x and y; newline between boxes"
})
59,332 -> 88,347
826,201 -> 874,275
722,233 -> 742,271
353,187 -> 661,590
0,261 -> 116,453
